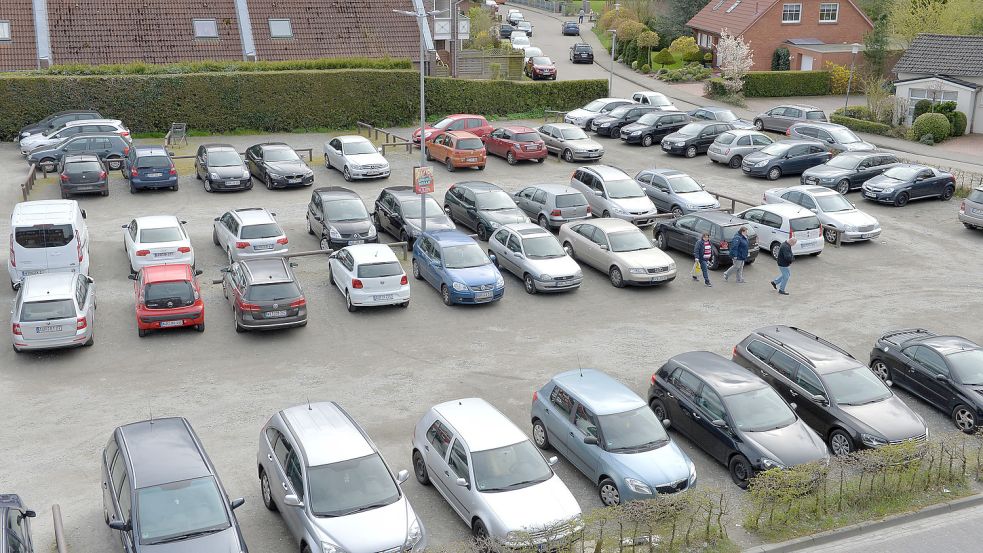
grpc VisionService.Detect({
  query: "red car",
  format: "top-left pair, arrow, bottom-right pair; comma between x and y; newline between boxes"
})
524,56 -> 557,80
484,126 -> 548,164
130,263 -> 205,337
412,114 -> 493,143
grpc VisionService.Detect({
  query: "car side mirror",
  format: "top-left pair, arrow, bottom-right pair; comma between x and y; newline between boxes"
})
180,220 -> 188,225
594,190 -> 603,196
711,419 -> 727,428
455,477 -> 469,488
377,147 -> 383,154
24,510 -> 36,518
789,402 -> 798,410
396,469 -> 410,484
599,244 -> 609,250
935,373 -> 948,382
80,209 -> 87,219
487,253 -> 497,263
194,269 -> 204,276
230,497 -> 245,510
289,262 -> 299,268
271,212 -> 277,217
219,267 -> 231,273
213,217 -> 220,221
108,519 -> 131,531
283,494 -> 304,508
812,394 -> 829,405
809,208 -> 818,213
127,274 -> 137,281
121,224 -> 128,228
583,435 -> 599,445
86,276 -> 95,284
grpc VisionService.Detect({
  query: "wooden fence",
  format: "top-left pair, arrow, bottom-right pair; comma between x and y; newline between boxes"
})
456,49 -> 525,80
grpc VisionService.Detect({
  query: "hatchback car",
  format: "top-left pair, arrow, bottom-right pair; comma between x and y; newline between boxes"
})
222,257 -> 307,332
124,146 -> 178,193
787,121 -> 875,154
631,91 -> 679,111
562,21 -> 581,36
735,204 -> 823,258
507,9 -> 524,25
324,135 -> 390,181
11,272 -> 95,352
524,56 -> 555,79
619,111 -> 689,147
426,131 -> 487,171
959,187 -> 983,230
329,243 -> 410,311
444,181 -> 529,240
213,208 -> 288,264
537,123 -> 604,162
513,184 -> 591,230
511,34 -> 531,48
564,98 -> 633,129
800,151 -> 899,194
688,106 -> 754,129
734,326 -> 928,456
707,130 -> 774,168
570,165 -> 658,226
0,494 -> 36,552
412,230 -> 505,306
27,133 -> 130,172
19,109 -> 103,140
521,46 -> 543,65
59,154 -> 109,198
754,104 -> 828,132
258,402 -> 426,553
194,143 -> 252,192
245,143 -> 315,189
559,218 -> 676,287
861,164 -> 956,207
635,169 -> 720,216
499,22 -> 514,38
412,398 -> 581,546
661,121 -> 733,158
590,105 -> 661,137
648,351 -> 829,488
374,186 -> 455,243
741,140 -> 832,180
122,216 -> 194,273
413,114 -> 493,144
101,417 -> 247,552
130,263 -> 204,337
653,211 -> 759,269
488,223 -> 582,293
306,186 -> 378,251
763,185 -> 881,243
569,42 -> 593,62
533,369 -> 696,505
516,20 -> 533,36
484,126 -> 547,164
20,118 -> 129,155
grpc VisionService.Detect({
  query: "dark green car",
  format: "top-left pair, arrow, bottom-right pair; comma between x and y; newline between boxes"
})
443,181 -> 530,240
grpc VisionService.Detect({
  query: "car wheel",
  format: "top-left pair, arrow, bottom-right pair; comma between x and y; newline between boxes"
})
413,450 -> 430,485
563,242 -> 576,259
649,398 -> 670,428
754,119 -> 764,131
532,419 -> 550,449
38,157 -> 57,173
563,149 -> 574,162
343,166 -> 353,182
767,166 -> 782,180
129,182 -> 137,194
728,155 -> 743,169
212,229 -> 219,246
107,157 -> 123,171
307,217 -> 315,235
441,285 -> 453,306
320,235 -> 331,252
536,156 -> 545,163
204,179 -> 213,193
685,145 -> 697,158
610,126 -> 620,137
194,324 -> 204,333
60,189 -> 69,200
507,151 -> 517,165
771,242 -> 782,259
656,232 -> 668,250
823,228 -> 839,244
445,158 -> 455,172
488,250 -> 499,268
941,185 -> 955,201
642,135 -> 654,147
472,519 -> 490,541
538,215 -> 550,230
708,249 -> 720,270
729,455 -> 753,489
829,429 -> 853,456
671,205 -> 684,217
399,300 -> 409,308
870,360 -> 891,383
954,405 -> 977,433
602,210 -> 610,218
346,291 -> 357,312
477,164 -> 485,171
325,156 -> 332,169
412,259 -> 423,280
260,470 -> 278,512
399,229 -> 410,244
138,328 -> 148,338
609,266 -> 624,288
835,179 -> 850,195
523,273 -> 537,294
265,174 -> 273,190
233,308 -> 245,333
894,192 -> 909,207
477,224 -> 489,241
598,478 -> 621,507
425,148 -> 433,161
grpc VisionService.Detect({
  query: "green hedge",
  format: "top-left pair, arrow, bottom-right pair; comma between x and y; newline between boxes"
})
912,112 -> 951,143
742,70 -> 832,97
0,70 -> 607,139
830,114 -> 891,135
36,58 -> 412,75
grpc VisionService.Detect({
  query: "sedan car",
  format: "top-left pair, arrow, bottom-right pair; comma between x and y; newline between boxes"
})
800,151 -> 899,194
861,164 -> 956,207
741,140 -> 832,180
763,185 -> 881,243
59,154 -> 108,198
524,56 -> 556,80
329,243 -> 410,311
324,135 -> 390,181
11,272 -> 95,352
590,105 -> 660,137
412,230 -> 505,306
559,218 -> 676,287
707,130 -> 773,169
562,21 -> 580,36
569,42 -> 593,63
515,20 -> 533,36
635,169 -> 719,216
661,121 -> 733,158
513,184 -> 591,230
245,143 -> 315,189
484,126 -> 547,164
537,123 -> 604,162
787,122 -> 875,154
653,212 -> 759,269
533,369 -> 696,505
511,34 -> 531,48
499,23 -> 514,39
564,98 -> 633,129
19,109 -> 102,140
213,207 -> 288,264
194,143 -> 252,192
374,186 -> 455,243
488,223 -> 582,293
306,186 -> 378,251
619,111 -> 689,147
688,106 -> 754,129
426,131 -> 487,171
444,181 -> 529,240
130,263 -> 204,337
221,257 -> 307,332
959,187 -> 983,230
122,215 -> 194,273
754,104 -> 828,132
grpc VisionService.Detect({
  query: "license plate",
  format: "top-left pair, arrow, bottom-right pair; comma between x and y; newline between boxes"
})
147,172 -> 162,177
153,252 -> 173,257
36,325 -> 62,333
226,180 -> 238,186
973,208 -> 983,215
466,157 -> 478,162
864,191 -> 877,198
861,232 -> 874,238
651,274 -> 669,282
475,291 -> 493,300
254,244 -> 274,251
160,320 -> 182,328
266,310 -> 287,318
349,240 -> 365,245
373,294 -> 394,301
288,178 -> 301,183
23,270 -> 44,276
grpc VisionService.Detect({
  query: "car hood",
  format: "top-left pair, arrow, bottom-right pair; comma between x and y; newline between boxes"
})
314,497 -> 413,551
744,151 -> 777,163
481,208 -> 528,226
664,132 -> 696,143
612,247 -> 674,268
823,209 -> 877,228
533,64 -> 555,70
842,141 -> 876,152
608,440 -> 692,486
141,527 -> 243,553
729,119 -> 755,130
566,108 -> 599,119
566,138 -> 603,151
327,218 -> 373,235
741,420 -> 829,467
20,124 -> 45,137
838,395 -> 927,441
611,196 -> 655,213
523,255 -> 581,276
622,122 -> 649,133
482,475 -> 581,535
405,216 -> 456,234
266,160 -> 311,175
593,115 -> 617,126
676,191 -> 719,207
446,263 -> 500,286
207,165 -> 248,178
347,152 -> 389,166
20,134 -> 50,149
803,165 -> 850,178
864,174 -> 906,187
27,145 -> 60,159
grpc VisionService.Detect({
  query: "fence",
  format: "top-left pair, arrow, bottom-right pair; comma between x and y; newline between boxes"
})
507,0 -> 577,15
20,163 -> 38,201
705,189 -> 757,213
544,110 -> 569,123
356,122 -> 414,155
457,49 -> 525,80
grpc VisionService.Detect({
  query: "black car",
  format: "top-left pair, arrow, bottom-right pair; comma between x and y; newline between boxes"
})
194,143 -> 251,192
561,21 -> 580,35
26,133 -> 130,172
0,494 -> 36,552
374,186 -> 455,243
800,151 -> 899,194
870,329 -> 983,432
733,325 -> 928,456
569,43 -> 593,63
619,111 -> 690,147
590,105 -> 661,137
245,143 -> 314,189
306,186 -> 378,250
741,140 -> 832,180
687,106 -> 755,130
499,23 -> 514,39
19,109 -> 103,140
653,211 -> 759,269
861,164 -> 956,207
648,351 -> 829,488
59,154 -> 109,198
443,181 -> 528,240
661,121 -> 733,158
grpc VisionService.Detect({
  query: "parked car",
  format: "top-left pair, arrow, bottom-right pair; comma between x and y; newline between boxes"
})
524,56 -> 556,80
533,369 -> 696,504
800,151 -> 899,194
306,186 -> 378,251
411,398 -> 581,545
763,185 -> 881,243
635,169 -> 720,216
631,91 -> 678,111
413,114 -> 493,144
58,154 -> 109,198
735,204 -> 823,258
707,130 -> 774,168
959,187 -> 983,230
7,199 -> 89,288
443,181 -> 528,240
559,218 -> 676,287
411,230 -> 505,305
660,121 -> 733,158
20,119 -> 129,155
328,243 -> 410,311
101,417 -> 248,552
11,272 -> 95,352
513,184 -> 591,230
511,34 -> 531,48
562,21 -> 581,36
619,111 -> 689,147
323,135 -> 390,181
499,22 -> 514,39
870,329 -> 983,432
130,263 -> 203,337
564,98 -> 633,129
688,106 -> 754,129
648,351 -> 829,488
754,104 -> 828,132
734,325 -> 929,455
0,494 -> 36,552
245,143 -> 314,189
484,126 -> 548,164
653,212 -> 760,269
426,130 -> 487,171
124,146 -> 178,193
194,143 -> 252,192
569,165 -> 658,226
569,42 -> 593,63
787,121 -> 875,154
741,140 -> 832,180
590,104 -> 661,137
861,164 -> 956,207
516,20 -> 533,36
122,215 -> 194,273
19,109 -> 103,140
521,46 -> 544,64
26,133 -> 130,172
374,186 -> 455,243
537,123 -> 604,162
487,223 -> 582,293
221,257 -> 307,332
507,9 -> 523,25
258,402 -> 425,553
212,207 -> 288,264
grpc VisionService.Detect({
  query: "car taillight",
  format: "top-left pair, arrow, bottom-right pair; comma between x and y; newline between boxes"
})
276,237 -> 289,245
169,166 -> 177,176
178,246 -> 191,253
237,299 -> 260,311
785,128 -> 791,136
130,169 -> 138,177
123,145 -> 130,155
135,249 -> 150,256
719,240 -> 728,249
586,206 -> 592,214
960,201 -> 966,213
533,390 -> 539,402
12,323 -> 22,336
9,236 -> 15,267
119,130 -> 130,137
732,345 -> 738,357
60,173 -> 69,182
400,274 -> 408,285
352,279 -> 364,289
289,298 -> 307,308
650,374 -> 656,385
77,239 -> 83,262
99,171 -> 107,179
236,241 -> 249,249
76,317 -> 87,330
551,209 -> 562,216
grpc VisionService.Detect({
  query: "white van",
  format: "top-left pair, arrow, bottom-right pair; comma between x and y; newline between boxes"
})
7,200 -> 90,288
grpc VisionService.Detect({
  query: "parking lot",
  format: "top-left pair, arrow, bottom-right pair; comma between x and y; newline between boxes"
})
1,121 -> 981,551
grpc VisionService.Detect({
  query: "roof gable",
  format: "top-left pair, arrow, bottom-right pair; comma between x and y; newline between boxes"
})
687,0 -> 780,36
893,34 -> 983,78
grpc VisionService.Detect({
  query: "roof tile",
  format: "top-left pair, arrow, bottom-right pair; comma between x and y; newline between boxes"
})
0,0 -> 39,70
893,34 -> 983,78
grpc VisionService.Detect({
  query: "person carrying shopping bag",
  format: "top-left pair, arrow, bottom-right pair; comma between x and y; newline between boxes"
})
692,233 -> 713,287
723,226 -> 750,283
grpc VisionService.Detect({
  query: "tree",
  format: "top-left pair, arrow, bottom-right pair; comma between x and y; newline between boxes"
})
669,36 -> 700,57
771,47 -> 791,71
890,0 -> 983,46
653,0 -> 712,46
716,30 -> 753,93
636,30 -> 662,69
465,7 -> 497,50
653,48 -> 677,68
617,20 -> 648,43
862,14 -> 889,76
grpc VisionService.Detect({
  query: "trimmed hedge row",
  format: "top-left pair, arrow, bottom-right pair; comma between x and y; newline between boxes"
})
830,114 -> 891,135
0,70 -> 608,139
742,70 -> 832,97
36,57 -> 413,76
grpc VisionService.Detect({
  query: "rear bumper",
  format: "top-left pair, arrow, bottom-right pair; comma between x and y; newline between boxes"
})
707,149 -> 734,164
131,253 -> 195,271
546,214 -> 591,228
350,287 -> 411,307
237,310 -> 308,330
132,176 -> 179,189
13,328 -> 92,351
231,248 -> 289,262
137,308 -> 204,330
512,149 -> 548,160
959,211 -> 983,227
62,182 -> 109,195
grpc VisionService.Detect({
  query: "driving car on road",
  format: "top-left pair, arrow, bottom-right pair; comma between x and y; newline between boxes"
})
443,181 -> 529,240
328,243 -> 410,311
130,263 -> 203,337
212,207 -> 288,264
660,121 -> 733,158
245,143 -> 315,189
787,121 -> 875,154
707,130 -> 773,169
12,272 -> 95,352
562,21 -> 580,35
513,184 -> 591,230
634,168 -> 720,216
569,42 -> 593,62
373,186 -> 455,243
959,187 -> 983,230
524,56 -> 556,80
559,218 -> 676,287
763,185 -> 881,243
484,126 -> 548,164
194,143 -> 252,192
653,211 -> 759,269
754,104 -> 828,132
564,98 -> 633,129
570,165 -> 658,227
221,257 -> 307,332
412,230 -> 505,305
499,22 -> 514,39
861,164 -> 956,207
516,20 -> 533,36
426,131 -> 487,171
688,106 -> 754,129
122,215 -> 194,273
511,34 -> 531,48
323,135 -> 390,181
800,151 -> 899,194
58,154 -> 109,198
735,204 -> 823,258
741,140 -> 832,180
487,223 -> 582,294
619,111 -> 689,147
537,123 -> 604,162
306,186 -> 378,251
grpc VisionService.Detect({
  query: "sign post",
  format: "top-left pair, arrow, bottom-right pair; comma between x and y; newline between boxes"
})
413,165 -> 434,233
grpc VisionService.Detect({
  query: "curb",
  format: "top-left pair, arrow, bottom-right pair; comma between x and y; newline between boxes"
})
742,493 -> 983,552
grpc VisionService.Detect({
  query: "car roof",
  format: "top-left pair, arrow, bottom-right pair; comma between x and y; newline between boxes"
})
11,200 -> 77,225
21,272 -> 77,301
142,263 -> 193,283
454,180 -> 501,192
648,168 -> 688,178
590,218 -> 638,232
281,402 -> 374,466
443,113 -> 483,120
315,186 -> 358,200
201,143 -> 237,151
584,164 -> 631,179
63,154 -> 101,163
772,139 -> 826,148
671,351 -> 766,396
240,258 -> 292,284
135,215 -> 180,229
336,135 -> 370,143
915,335 -> 980,354
780,104 -> 823,110
132,146 -> 169,156
526,183 -> 580,195
384,185 -> 420,199
836,150 -> 887,159
60,118 -> 123,128
549,123 -> 582,131
749,325 -> 858,373
233,207 -> 276,224
756,203 -> 815,218
498,125 -> 537,133
685,120 -> 719,128
117,417 -> 211,488
552,369 -> 645,415
445,130 -> 480,139
723,129 -> 766,136
346,243 -> 399,264
256,142 -> 290,149
791,121 -> 847,130
426,229 -> 475,245
700,106 -> 731,112
433,398 -> 527,452
691,211 -> 744,226
504,222 -> 549,236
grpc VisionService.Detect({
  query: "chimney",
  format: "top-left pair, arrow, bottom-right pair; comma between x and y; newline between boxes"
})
755,2 -> 759,12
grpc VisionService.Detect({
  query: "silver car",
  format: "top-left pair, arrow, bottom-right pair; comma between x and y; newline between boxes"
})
258,402 -> 426,553
707,129 -> 774,168
753,104 -> 828,133
537,123 -> 604,162
513,184 -> 591,230
212,207 -> 288,264
558,218 -> 677,287
787,122 -> 875,154
763,185 -> 882,243
11,272 -> 95,352
570,165 -> 659,227
564,97 -> 633,129
323,135 -> 391,181
487,223 -> 582,293
959,187 -> 983,230
634,168 -> 720,216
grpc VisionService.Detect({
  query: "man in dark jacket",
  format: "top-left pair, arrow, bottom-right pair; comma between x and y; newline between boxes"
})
723,226 -> 750,283
770,236 -> 796,295
692,232 -> 713,287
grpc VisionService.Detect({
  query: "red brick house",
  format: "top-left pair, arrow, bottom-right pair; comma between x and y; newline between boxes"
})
0,0 -> 38,71
687,0 -> 872,71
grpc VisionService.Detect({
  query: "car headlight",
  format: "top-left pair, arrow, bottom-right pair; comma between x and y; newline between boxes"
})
760,458 -> 785,470
242,170 -> 250,179
624,477 -> 652,495
598,122 -> 611,128
630,130 -> 642,136
452,281 -> 468,292
489,221 -> 501,229
674,141 -> 686,147
882,187 -> 894,193
628,267 -> 647,274
209,172 -> 219,180
861,433 -> 888,448
668,261 -> 676,270
267,172 -> 282,180
367,225 -> 377,237
611,206 -> 627,215
405,517 -> 423,547
574,270 -> 583,278
424,130 -> 433,138
820,176 -> 836,183
754,160 -> 769,167
349,162 -> 362,170
538,273 -> 552,281
328,227 -> 342,239
844,224 -> 857,232
320,541 -> 347,553
688,460 -> 698,485
496,275 -> 505,287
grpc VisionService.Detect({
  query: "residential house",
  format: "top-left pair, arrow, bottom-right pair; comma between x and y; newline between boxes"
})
0,0 -> 39,71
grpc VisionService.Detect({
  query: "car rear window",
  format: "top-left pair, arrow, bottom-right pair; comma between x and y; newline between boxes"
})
144,281 -> 195,307
722,225 -> 756,239
21,299 -> 76,322
968,190 -> 983,203
575,45 -> 591,52
140,227 -> 184,243
15,225 -> 74,248
136,155 -> 171,169
715,132 -> 736,145
555,193 -> 587,208
246,282 -> 302,301
805,111 -> 826,121
240,223 -> 282,239
456,138 -> 484,150
790,216 -> 821,231
514,132 -> 540,142
357,262 -> 403,278
65,161 -> 103,174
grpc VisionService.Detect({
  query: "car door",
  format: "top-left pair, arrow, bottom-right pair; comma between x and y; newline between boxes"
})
440,438 -> 477,521
538,126 -> 556,153
923,169 -> 946,198
542,384 -> 577,460
572,224 -> 598,268
486,128 -> 505,156
122,219 -> 138,265
667,215 -> 698,252
760,349 -> 804,405
760,211 -> 785,247
340,250 -> 359,293
692,385 -> 735,464
270,431 -> 306,538
503,232 -> 525,275
585,225 -> 610,267
77,274 -> 95,329
530,189 -> 548,220
327,138 -> 343,168
903,345 -> 952,409
662,367 -> 703,439
460,188 -> 479,230
195,146 -> 207,179
378,194 -> 399,236
650,175 -> 673,212
567,402 -> 604,481
244,146 -> 259,177
762,108 -> 786,131
791,365 -> 831,434
307,193 -> 324,236
6,503 -> 35,553
422,419 -> 455,499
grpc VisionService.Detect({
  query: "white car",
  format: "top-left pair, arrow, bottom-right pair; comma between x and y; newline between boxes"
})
19,119 -> 129,155
122,216 -> 194,273
323,135 -> 391,181
7,199 -> 90,287
735,203 -> 824,258
12,272 -> 95,352
522,46 -> 543,64
564,98 -> 634,129
511,34 -> 531,48
630,91 -> 678,111
212,208 -> 288,264
328,244 -> 410,311
763,185 -> 882,244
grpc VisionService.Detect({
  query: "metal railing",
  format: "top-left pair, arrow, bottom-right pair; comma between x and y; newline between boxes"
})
21,163 -> 38,201
166,147 -> 313,162
53,504 -> 67,553
704,190 -> 757,213
356,122 -> 414,154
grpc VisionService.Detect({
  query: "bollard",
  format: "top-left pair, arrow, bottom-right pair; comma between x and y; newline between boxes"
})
53,504 -> 67,553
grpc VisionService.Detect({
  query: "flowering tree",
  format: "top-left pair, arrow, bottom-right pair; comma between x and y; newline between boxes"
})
715,29 -> 753,93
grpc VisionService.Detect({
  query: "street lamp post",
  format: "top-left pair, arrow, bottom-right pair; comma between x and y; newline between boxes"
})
608,29 -> 617,96
844,43 -> 861,110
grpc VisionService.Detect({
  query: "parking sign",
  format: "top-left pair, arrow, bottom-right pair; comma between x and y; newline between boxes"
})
414,166 -> 434,194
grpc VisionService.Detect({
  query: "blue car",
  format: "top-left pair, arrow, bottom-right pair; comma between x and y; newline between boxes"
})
125,146 -> 178,193
411,229 -> 505,305
531,368 -> 696,506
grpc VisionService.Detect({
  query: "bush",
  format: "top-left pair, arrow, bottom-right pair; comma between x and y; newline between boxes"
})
934,100 -> 957,114
743,70 -> 831,96
837,105 -> 873,120
830,113 -> 891,135
641,63 -> 651,73
631,60 -> 639,70
949,110 -> 968,136
656,62 -> 712,82
683,48 -> 705,63
824,61 -> 851,94
912,112 -> 951,143
705,77 -> 729,97
39,57 -> 411,75
919,133 -> 935,145
653,48 -> 676,67
771,47 -> 791,71
913,99 -> 933,119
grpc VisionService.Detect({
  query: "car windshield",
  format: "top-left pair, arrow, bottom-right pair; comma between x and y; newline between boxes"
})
967,189 -> 983,203
20,299 -> 76,322
829,128 -> 861,143
714,110 -> 738,122
555,193 -> 586,208
402,197 -> 444,219
760,143 -> 792,156
14,225 -> 73,248
725,387 -> 797,432
825,155 -> 860,169
342,141 -> 377,155
472,441 -> 553,492
457,138 -> 484,150
882,166 -> 921,181
240,223 -> 282,239
598,406 -> 670,452
144,281 -> 194,304
208,150 -> 242,167
140,226 -> 183,244
607,106 -> 632,118
575,45 -> 590,52
532,57 -> 551,65
357,261 -> 403,278
136,155 -> 171,169
608,230 -> 652,252
443,244 -> 489,269
264,148 -> 300,162
637,113 -> 660,125
476,190 -> 516,210
136,477 -> 231,545
246,281 -> 301,301
668,175 -> 702,193
815,193 -> 853,212
522,236 -> 566,259
560,128 -> 589,140
675,123 -> 702,137
790,215 -> 821,231
323,199 -> 368,221
66,161 -> 103,173
825,367 -> 892,405
514,132 -> 540,142
583,100 -> 606,112
308,453 -> 400,517
947,349 -> 983,385
605,178 -> 644,199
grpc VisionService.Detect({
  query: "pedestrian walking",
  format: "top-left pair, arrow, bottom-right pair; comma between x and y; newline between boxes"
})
692,232 -> 713,287
723,226 -> 750,283
770,236 -> 796,295
578,8 -> 585,23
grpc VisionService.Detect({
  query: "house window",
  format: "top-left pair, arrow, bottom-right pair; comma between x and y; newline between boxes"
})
268,19 -> 293,38
192,19 -> 218,39
782,3 -> 802,23
0,20 -> 11,41
819,3 -> 838,22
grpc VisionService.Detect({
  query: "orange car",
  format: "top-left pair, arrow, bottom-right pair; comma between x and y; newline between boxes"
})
425,130 -> 487,172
